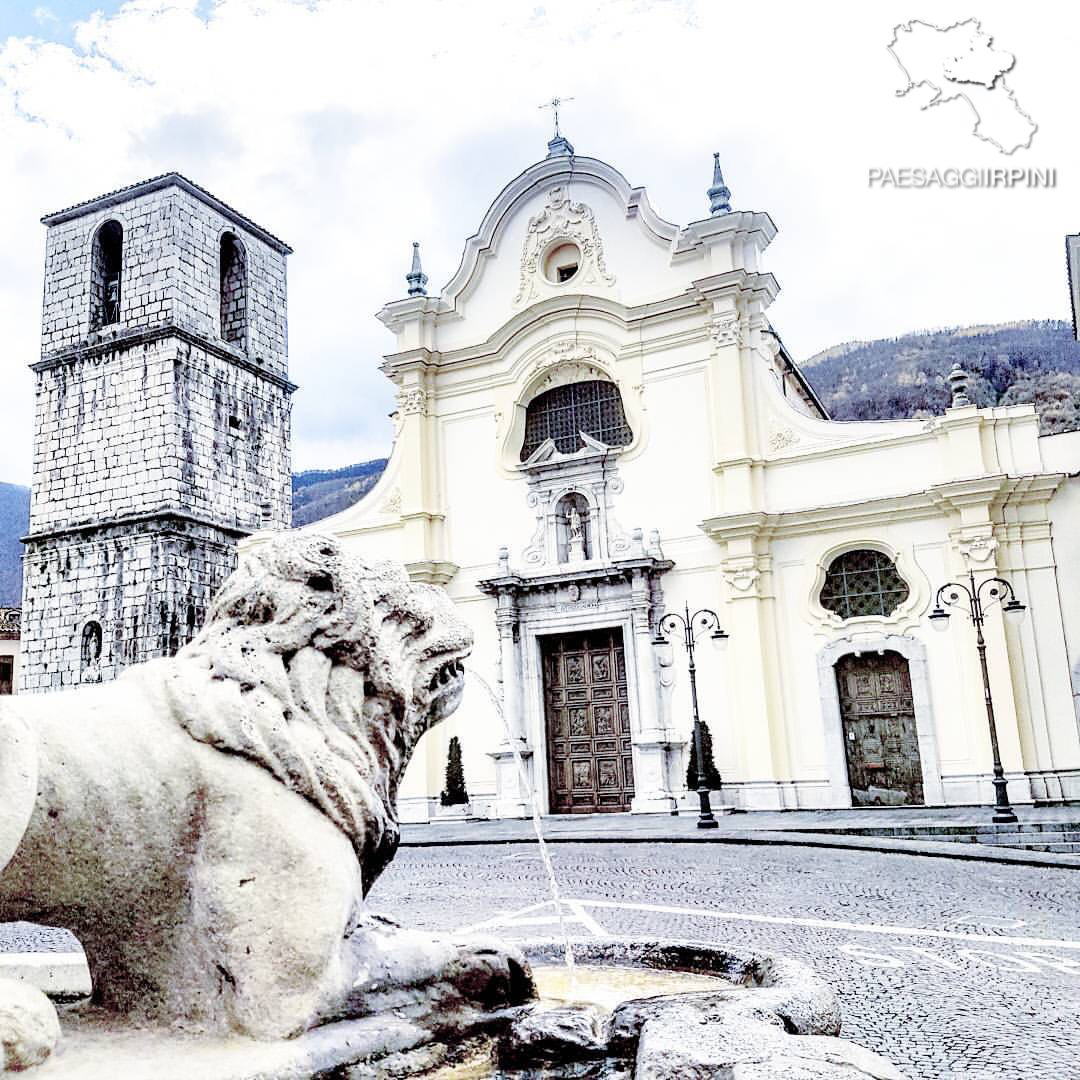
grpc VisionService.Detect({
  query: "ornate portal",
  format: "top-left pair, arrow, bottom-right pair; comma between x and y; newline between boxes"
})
479,436 -> 683,817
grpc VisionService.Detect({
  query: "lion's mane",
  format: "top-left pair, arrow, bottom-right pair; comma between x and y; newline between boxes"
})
160,533 -> 469,892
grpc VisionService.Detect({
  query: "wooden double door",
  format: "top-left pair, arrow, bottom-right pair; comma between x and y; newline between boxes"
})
836,650 -> 924,806
542,628 -> 634,814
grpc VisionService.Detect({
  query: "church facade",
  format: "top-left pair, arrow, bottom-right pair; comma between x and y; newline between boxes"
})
298,136 -> 1080,820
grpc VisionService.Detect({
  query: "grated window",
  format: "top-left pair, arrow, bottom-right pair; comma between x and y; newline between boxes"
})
520,380 -> 633,461
820,549 -> 910,620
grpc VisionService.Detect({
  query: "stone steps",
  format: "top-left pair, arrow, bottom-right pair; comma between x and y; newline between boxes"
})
791,821 -> 1080,853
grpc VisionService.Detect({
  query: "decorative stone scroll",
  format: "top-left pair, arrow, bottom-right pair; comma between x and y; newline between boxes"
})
397,388 -> 428,416
708,313 -> 742,349
514,187 -> 615,306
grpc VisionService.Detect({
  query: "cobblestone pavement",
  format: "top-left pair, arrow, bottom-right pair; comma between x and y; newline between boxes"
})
370,842 -> 1080,1080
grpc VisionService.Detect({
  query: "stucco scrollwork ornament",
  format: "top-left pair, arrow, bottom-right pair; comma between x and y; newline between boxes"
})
397,388 -> 428,416
380,488 -> 402,516
768,427 -> 800,453
532,345 -> 587,377
722,561 -> 761,594
708,313 -> 741,350
607,515 -> 633,557
514,187 -> 615,306
530,341 -> 612,395
522,492 -> 547,565
957,534 -> 998,565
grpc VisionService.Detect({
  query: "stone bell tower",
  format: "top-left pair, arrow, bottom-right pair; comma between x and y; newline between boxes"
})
20,173 -> 294,692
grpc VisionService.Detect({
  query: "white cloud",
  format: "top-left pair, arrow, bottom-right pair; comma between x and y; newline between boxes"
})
31,7 -> 59,28
0,0 -> 1075,484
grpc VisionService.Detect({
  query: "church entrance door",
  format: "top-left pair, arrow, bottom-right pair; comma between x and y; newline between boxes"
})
542,628 -> 634,813
836,651 -> 924,806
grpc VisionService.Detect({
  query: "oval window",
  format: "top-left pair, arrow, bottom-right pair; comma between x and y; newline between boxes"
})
543,241 -> 581,284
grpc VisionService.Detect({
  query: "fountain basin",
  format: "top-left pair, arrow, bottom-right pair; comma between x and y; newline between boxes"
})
15,939 -> 902,1079
420,939 -> 903,1079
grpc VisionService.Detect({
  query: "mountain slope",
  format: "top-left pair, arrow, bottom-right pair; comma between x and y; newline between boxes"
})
0,484 -> 29,607
292,459 -> 388,527
802,320 -> 1080,432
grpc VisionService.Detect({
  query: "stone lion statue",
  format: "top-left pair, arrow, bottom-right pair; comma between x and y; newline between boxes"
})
0,534 -> 531,1068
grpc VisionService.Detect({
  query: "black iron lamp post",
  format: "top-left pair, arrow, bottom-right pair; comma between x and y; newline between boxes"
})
652,603 -> 729,829
928,571 -> 1027,824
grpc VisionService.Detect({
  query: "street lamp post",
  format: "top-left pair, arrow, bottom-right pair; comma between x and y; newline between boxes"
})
652,602 -> 729,829
928,570 -> 1027,824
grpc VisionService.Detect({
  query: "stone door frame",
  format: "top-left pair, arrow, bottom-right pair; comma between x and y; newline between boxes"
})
817,634 -> 945,808
479,555 -> 682,817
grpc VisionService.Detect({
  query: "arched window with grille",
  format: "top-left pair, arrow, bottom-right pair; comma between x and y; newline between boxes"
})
90,220 -> 123,330
520,380 -> 632,461
819,549 -> 910,620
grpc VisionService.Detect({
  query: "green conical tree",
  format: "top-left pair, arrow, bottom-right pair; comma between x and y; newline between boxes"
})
440,735 -> 469,807
686,721 -> 722,791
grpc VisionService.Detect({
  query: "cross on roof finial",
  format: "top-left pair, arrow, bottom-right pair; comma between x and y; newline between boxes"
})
539,96 -> 573,138
539,96 -> 576,158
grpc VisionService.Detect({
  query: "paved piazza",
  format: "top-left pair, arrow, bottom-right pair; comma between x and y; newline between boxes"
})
371,842 -> 1080,1080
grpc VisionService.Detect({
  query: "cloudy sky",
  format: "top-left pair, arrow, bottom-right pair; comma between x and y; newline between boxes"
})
0,0 -> 1077,482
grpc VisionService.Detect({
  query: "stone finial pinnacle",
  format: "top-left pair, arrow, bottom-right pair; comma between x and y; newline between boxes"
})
947,362 -> 971,408
546,133 -> 576,158
707,152 -> 732,216
405,241 -> 428,297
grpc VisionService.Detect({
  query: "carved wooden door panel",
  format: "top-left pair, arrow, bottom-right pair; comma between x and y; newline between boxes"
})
543,628 -> 634,813
836,650 -> 924,806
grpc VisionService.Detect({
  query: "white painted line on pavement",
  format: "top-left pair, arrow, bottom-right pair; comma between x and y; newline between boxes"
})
459,899 -> 605,937
572,898 -> 1080,952
566,899 -> 607,938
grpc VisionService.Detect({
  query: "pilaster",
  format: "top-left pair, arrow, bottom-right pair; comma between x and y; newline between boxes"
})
701,513 -> 792,808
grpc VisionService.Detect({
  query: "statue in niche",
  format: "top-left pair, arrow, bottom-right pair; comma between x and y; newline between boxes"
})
567,503 -> 586,562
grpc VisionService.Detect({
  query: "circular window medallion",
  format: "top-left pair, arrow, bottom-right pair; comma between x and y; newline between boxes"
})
543,241 -> 581,284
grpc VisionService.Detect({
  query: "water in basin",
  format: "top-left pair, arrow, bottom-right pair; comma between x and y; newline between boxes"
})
531,962 -> 730,1011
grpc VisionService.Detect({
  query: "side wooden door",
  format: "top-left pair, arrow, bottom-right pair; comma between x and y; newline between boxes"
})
836,650 -> 924,806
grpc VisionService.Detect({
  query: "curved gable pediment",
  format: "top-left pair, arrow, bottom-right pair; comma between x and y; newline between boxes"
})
434,155 -> 681,320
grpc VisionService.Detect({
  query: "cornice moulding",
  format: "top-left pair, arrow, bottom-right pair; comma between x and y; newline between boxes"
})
701,472 -> 1064,543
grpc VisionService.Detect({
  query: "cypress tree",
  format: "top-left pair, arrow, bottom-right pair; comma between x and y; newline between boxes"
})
440,735 -> 469,806
686,721 -> 723,790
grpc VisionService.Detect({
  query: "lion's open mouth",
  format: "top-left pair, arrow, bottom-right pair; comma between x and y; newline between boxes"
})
422,653 -> 468,721
427,657 -> 465,693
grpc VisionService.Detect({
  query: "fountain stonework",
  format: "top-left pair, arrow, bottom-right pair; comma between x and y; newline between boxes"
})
0,536 -> 901,1077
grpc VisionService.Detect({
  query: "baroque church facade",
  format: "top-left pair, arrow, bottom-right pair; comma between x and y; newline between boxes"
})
22,148 -> 1080,821
299,134 -> 1080,821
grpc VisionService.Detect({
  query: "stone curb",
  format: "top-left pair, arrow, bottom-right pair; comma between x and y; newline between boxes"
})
398,827 -> 1080,870
0,951 -> 92,1001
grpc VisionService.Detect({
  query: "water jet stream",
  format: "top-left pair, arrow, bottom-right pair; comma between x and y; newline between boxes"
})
465,668 -> 576,983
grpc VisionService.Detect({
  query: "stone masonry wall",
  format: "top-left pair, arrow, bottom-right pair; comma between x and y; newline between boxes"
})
40,182 -> 288,378
28,340 -> 178,533
22,175 -> 293,693
174,340 -> 292,531
21,518 -> 238,692
28,339 -> 291,536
